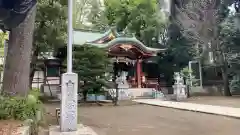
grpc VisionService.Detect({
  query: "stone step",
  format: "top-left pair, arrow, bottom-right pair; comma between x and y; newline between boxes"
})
106,88 -> 170,101
134,96 -> 154,99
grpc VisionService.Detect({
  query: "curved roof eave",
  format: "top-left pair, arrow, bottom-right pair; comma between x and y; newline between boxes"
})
84,37 -> 166,54
73,30 -> 106,45
146,46 -> 166,52
106,37 -> 166,53
84,42 -> 109,48
73,27 -> 121,45
89,28 -> 114,43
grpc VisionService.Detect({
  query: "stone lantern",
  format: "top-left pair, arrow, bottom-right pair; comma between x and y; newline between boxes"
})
173,72 -> 187,101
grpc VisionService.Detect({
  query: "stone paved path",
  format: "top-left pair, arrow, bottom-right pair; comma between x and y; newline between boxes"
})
134,99 -> 240,118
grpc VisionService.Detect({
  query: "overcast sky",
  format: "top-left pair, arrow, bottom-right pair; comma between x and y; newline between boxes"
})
229,4 -> 236,14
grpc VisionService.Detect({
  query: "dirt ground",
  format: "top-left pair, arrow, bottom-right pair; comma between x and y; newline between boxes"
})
44,101 -> 240,135
185,96 -> 240,108
0,120 -> 23,135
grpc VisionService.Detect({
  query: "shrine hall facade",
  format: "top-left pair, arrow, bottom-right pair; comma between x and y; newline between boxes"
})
72,28 -> 166,89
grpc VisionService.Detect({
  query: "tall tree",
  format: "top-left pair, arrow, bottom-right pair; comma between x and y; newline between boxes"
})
104,0 -> 167,47
3,4 -> 37,96
220,13 -> 240,76
159,23 -> 194,87
174,0 -> 234,96
30,0 -> 67,85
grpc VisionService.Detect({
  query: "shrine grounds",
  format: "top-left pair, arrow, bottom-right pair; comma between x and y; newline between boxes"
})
44,99 -> 240,135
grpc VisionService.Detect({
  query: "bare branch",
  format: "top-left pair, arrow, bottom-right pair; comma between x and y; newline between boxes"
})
174,0 -> 219,46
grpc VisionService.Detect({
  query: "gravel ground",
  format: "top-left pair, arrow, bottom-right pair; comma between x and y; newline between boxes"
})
44,102 -> 240,135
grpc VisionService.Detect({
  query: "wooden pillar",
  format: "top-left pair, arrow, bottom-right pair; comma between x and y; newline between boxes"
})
136,59 -> 142,88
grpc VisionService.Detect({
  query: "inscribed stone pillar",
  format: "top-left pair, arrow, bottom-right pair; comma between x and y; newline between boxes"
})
60,73 -> 78,132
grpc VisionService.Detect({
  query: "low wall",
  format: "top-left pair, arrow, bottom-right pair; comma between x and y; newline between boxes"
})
107,88 -> 155,100
162,86 -> 225,97
190,86 -> 223,96
87,94 -> 106,101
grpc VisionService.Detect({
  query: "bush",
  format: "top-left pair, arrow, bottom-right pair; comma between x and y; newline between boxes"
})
0,89 -> 43,121
29,88 -> 42,99
72,46 -> 112,101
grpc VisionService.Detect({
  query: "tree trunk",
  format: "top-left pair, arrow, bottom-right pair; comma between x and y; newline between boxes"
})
221,66 -> 232,96
83,90 -> 87,102
2,6 -> 37,97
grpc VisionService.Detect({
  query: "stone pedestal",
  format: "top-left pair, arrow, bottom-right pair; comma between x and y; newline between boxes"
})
173,84 -> 187,101
60,73 -> 78,132
49,124 -> 97,135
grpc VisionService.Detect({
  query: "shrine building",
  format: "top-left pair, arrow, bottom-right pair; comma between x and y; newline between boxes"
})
72,28 -> 166,89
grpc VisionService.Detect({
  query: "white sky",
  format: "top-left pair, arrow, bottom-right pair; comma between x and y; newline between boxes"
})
229,4 -> 236,14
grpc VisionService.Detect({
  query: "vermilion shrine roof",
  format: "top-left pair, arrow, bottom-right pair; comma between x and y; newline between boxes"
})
73,27 -> 166,57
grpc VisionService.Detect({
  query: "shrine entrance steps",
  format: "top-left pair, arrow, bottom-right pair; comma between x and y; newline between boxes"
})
107,88 -> 167,100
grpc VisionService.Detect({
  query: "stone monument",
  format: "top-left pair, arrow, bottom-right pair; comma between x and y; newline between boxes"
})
173,72 -> 187,101
115,71 -> 131,100
60,73 -> 78,132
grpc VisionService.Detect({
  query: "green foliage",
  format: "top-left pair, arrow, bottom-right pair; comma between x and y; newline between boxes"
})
0,89 -> 42,120
73,45 -> 112,94
34,0 -> 67,54
104,0 -> 167,47
31,0 -> 67,84
72,0 -> 87,29
29,88 -> 42,100
73,0 -> 106,30
181,67 -> 192,78
86,0 -> 108,30
220,14 -> 240,74
0,31 -> 8,48
158,24 -> 194,86
0,31 -> 8,58
180,67 -> 197,86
